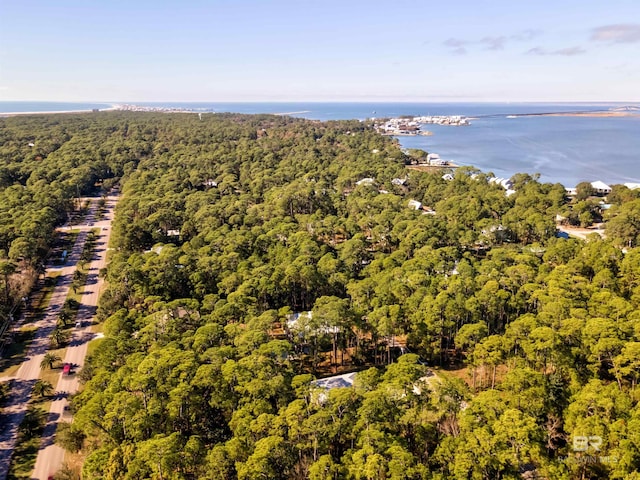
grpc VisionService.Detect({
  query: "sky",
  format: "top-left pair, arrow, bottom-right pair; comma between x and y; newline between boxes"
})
1,0 -> 639,102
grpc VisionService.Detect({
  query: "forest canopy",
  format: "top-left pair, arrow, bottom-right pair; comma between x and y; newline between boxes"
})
2,111 -> 640,479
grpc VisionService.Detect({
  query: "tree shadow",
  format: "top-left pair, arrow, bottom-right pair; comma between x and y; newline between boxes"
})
0,330 -> 36,375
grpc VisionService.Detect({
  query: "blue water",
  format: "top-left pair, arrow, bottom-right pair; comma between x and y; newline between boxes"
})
398,113 -> 640,187
0,101 -> 112,113
1,101 -> 639,187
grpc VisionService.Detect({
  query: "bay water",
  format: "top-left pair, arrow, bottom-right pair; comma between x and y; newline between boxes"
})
2,101 -> 638,188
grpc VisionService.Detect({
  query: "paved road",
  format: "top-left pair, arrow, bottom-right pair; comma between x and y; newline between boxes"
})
32,195 -> 118,480
0,221 -> 91,480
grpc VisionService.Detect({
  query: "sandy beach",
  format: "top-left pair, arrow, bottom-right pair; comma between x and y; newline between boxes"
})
546,111 -> 640,118
499,110 -> 640,119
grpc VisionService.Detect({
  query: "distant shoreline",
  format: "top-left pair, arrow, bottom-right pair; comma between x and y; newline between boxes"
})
475,110 -> 640,120
546,111 -> 640,118
0,106 -> 118,116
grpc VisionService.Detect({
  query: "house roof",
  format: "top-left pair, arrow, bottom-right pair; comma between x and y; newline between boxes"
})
591,180 -> 611,191
312,372 -> 357,390
356,177 -> 375,186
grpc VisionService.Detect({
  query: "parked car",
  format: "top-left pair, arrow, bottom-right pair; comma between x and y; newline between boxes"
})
62,363 -> 71,375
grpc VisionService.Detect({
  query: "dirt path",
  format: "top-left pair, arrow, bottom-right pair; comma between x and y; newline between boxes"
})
31,195 -> 118,480
557,224 -> 606,240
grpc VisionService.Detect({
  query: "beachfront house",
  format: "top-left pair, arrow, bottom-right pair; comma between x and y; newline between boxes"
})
591,181 -> 611,195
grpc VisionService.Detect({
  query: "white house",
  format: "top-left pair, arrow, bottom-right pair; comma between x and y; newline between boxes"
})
356,177 -> 375,186
311,372 -> 358,404
591,181 -> 611,195
489,177 -> 514,190
408,199 -> 422,210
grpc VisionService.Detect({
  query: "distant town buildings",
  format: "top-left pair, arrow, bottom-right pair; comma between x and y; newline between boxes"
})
373,114 -> 470,137
113,104 -> 196,113
566,180 -> 612,197
413,115 -> 470,126
488,177 -> 516,196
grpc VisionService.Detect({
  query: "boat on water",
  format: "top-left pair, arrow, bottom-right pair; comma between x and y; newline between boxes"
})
506,115 -> 518,119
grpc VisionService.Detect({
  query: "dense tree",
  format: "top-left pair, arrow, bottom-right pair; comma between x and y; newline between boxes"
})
7,111 -> 640,479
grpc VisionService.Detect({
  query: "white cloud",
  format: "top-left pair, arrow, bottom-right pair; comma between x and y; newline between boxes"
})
443,38 -> 468,48
443,29 -> 541,54
526,46 -> 586,56
591,24 -> 640,44
510,29 -> 541,42
480,36 -> 507,51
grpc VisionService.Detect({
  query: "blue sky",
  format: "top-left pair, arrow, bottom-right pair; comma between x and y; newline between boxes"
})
1,0 -> 639,102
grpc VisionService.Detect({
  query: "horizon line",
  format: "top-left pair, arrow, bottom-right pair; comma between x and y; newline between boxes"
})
2,99 -> 640,105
